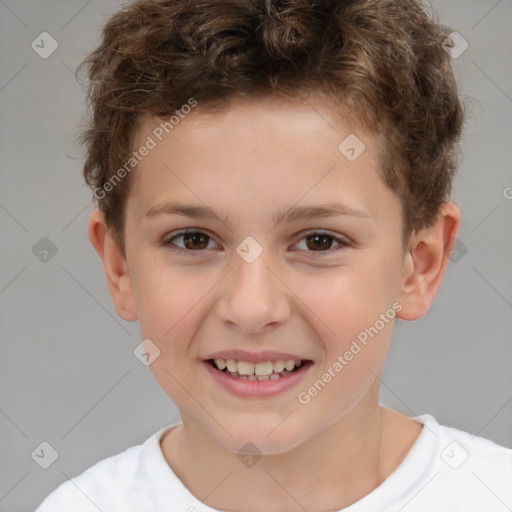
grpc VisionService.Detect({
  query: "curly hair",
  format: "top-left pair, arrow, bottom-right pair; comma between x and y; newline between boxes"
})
78,0 -> 465,253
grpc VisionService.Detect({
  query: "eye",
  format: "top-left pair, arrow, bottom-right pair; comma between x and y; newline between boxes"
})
292,230 -> 349,256
163,230 -> 218,255
163,229 -> 349,257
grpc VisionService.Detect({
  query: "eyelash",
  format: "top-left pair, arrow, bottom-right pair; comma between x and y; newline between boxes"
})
162,229 -> 349,257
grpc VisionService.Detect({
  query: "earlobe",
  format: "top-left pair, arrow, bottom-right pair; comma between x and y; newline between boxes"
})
396,202 -> 460,321
87,209 -> 138,322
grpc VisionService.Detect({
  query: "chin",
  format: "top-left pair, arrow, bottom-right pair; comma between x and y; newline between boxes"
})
212,417 -> 308,456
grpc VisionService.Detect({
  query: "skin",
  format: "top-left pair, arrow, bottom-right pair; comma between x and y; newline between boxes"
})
88,95 -> 460,511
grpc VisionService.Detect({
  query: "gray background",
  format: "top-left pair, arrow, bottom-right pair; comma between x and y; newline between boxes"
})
1,1 -> 511,511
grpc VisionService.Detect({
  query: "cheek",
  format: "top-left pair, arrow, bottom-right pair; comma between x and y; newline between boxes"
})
301,263 -> 397,400
296,272 -> 395,418
133,260 -> 207,348
132,261 -> 212,404
310,265 -> 396,336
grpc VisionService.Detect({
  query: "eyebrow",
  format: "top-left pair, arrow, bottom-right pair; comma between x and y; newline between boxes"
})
145,201 -> 372,225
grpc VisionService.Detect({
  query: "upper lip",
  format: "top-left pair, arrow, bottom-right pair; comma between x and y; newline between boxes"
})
203,350 -> 309,363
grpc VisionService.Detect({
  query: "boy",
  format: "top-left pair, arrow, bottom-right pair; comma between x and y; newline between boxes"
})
36,0 -> 512,510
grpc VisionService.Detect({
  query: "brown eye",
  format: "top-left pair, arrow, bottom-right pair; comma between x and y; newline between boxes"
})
165,230 -> 216,252
181,232 -> 210,250
293,230 -> 348,256
305,233 -> 335,251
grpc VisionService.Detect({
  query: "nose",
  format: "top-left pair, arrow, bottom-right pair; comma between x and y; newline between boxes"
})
216,251 -> 291,334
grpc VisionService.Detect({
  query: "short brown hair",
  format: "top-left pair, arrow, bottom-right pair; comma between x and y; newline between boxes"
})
78,0 -> 465,253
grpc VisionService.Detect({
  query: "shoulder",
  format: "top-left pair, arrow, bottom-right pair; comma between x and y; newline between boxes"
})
34,443 -> 144,512
417,414 -> 512,509
365,413 -> 512,512
34,425 -> 176,512
435,416 -> 512,470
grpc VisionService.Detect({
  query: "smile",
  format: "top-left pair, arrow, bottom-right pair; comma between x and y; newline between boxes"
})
208,358 -> 305,380
203,356 -> 313,398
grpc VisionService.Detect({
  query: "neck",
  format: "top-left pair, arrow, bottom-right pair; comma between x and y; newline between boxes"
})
161,386 -> 408,511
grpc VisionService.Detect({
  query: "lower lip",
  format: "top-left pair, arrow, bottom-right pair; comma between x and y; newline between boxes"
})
202,360 -> 312,398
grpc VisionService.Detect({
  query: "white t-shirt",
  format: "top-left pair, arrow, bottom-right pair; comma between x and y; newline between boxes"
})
35,414 -> 512,512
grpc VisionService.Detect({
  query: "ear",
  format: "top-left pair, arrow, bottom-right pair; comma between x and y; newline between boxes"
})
87,209 -> 138,322
396,201 -> 460,321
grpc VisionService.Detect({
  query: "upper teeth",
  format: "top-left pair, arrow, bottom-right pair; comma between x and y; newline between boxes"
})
214,358 -> 302,376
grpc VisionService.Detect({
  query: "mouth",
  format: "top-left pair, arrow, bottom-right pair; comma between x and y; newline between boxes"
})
206,357 -> 310,381
202,350 -> 314,398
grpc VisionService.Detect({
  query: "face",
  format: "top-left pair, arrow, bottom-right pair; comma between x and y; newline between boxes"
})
122,95 -> 407,454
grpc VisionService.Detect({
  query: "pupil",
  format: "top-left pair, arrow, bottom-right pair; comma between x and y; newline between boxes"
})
307,234 -> 331,251
184,232 -> 208,250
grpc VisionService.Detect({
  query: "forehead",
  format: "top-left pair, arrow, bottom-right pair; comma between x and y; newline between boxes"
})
132,93 -> 380,157
125,95 -> 396,226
